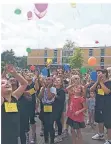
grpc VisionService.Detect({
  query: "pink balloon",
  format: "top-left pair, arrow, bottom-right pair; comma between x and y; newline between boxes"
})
34,3 -> 48,13
27,11 -> 32,20
34,10 -> 47,19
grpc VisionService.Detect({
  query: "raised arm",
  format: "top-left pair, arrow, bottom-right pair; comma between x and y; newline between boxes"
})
6,65 -> 28,99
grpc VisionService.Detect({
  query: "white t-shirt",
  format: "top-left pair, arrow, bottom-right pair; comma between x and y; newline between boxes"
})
42,87 -> 57,104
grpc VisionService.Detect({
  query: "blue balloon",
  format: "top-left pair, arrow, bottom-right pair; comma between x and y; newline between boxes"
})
41,68 -> 48,76
90,71 -> 97,81
64,64 -> 70,71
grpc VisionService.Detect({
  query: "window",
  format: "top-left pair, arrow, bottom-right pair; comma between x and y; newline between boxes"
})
100,62 -> 104,66
100,57 -> 104,62
53,58 -> 57,64
89,49 -> 93,56
101,49 -> 105,56
44,58 -> 47,64
54,50 -> 57,57
44,50 -> 47,57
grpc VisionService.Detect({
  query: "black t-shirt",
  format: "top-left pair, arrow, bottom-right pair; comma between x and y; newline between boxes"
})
26,82 -> 36,102
56,88 -> 65,110
1,96 -> 20,144
103,81 -> 111,111
95,83 -> 105,110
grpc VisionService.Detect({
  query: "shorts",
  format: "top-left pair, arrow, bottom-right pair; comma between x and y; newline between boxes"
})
95,109 -> 104,123
66,117 -> 85,129
103,109 -> 111,129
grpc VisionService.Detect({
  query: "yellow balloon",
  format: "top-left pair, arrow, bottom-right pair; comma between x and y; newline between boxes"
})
71,3 -> 76,8
47,59 -> 52,64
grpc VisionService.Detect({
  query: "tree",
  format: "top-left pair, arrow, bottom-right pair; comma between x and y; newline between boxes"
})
16,56 -> 27,68
69,48 -> 84,68
1,49 -> 16,65
63,40 -> 75,50
62,40 -> 75,64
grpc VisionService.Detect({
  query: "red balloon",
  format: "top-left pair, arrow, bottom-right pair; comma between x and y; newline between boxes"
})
34,3 -> 48,13
27,11 -> 32,20
95,40 -> 99,44
30,65 -> 35,71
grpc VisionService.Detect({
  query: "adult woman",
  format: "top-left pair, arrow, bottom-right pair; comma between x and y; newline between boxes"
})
1,65 -> 28,144
54,77 -> 65,142
23,72 -> 39,144
39,77 -> 56,144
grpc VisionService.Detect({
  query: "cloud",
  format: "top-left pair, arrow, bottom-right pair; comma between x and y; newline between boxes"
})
1,24 -> 111,56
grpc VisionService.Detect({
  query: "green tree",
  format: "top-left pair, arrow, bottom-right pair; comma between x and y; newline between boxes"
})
63,40 -> 75,50
62,40 -> 75,64
16,56 -> 27,68
1,49 -> 16,65
69,48 -> 84,68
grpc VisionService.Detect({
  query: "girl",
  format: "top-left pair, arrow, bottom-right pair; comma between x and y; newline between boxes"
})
1,65 -> 28,144
64,75 -> 82,136
87,91 -> 95,128
39,77 -> 57,144
67,80 -> 87,144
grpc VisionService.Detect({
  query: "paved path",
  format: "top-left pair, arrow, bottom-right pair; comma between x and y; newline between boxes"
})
32,117 -> 105,144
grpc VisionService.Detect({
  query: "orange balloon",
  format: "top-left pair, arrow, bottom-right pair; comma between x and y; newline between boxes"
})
88,57 -> 97,66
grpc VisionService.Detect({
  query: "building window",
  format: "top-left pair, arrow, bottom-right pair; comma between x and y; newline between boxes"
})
100,57 -> 104,62
89,49 -> 93,56
44,58 -> 47,64
100,62 -> 104,66
101,49 -> 105,56
53,58 -> 57,64
54,50 -> 57,57
44,50 -> 47,57
100,57 -> 104,66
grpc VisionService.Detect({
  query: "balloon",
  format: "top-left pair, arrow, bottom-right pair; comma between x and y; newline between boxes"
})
80,67 -> 87,74
71,3 -> 76,8
90,71 -> 97,81
30,65 -> 35,71
47,59 -> 52,64
27,11 -> 33,20
14,9 -> 21,15
26,48 -> 31,53
41,68 -> 48,76
88,57 -> 97,66
64,64 -> 70,71
34,9 -> 47,19
34,3 -> 48,13
95,40 -> 99,44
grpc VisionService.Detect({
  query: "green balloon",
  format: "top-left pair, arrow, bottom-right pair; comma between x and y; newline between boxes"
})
14,9 -> 21,15
26,48 -> 31,53
80,67 -> 87,74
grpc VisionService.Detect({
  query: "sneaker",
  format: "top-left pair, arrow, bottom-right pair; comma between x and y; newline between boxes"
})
104,141 -> 111,144
92,134 -> 104,140
30,134 -> 36,144
55,131 -> 58,137
54,136 -> 63,143
61,129 -> 68,138
26,132 -> 30,144
40,130 -> 44,136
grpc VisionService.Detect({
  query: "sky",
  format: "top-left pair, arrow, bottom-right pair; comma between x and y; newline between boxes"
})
1,3 -> 111,56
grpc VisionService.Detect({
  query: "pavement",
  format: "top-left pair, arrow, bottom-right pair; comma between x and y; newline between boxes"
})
30,116 -> 106,144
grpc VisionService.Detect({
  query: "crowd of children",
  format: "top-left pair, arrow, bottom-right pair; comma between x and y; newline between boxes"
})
1,64 -> 111,144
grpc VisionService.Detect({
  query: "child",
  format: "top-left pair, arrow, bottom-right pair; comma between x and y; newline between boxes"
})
87,91 -> 95,128
67,85 -> 87,144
